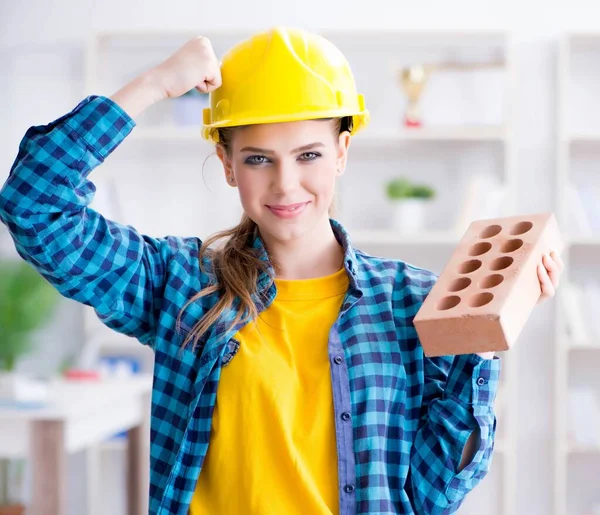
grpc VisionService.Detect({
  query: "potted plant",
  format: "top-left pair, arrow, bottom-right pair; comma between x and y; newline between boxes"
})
385,177 -> 435,234
171,88 -> 210,127
0,259 -> 60,514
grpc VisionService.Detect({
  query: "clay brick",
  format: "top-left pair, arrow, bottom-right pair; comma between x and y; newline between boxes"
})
414,212 -> 564,357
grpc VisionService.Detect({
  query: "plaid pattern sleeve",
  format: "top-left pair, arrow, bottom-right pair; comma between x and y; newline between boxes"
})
408,349 -> 501,513
0,95 -> 178,347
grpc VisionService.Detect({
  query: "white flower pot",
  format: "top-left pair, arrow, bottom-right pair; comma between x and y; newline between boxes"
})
391,198 -> 429,234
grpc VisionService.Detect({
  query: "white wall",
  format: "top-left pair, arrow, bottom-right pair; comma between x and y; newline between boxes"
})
2,1 -> 599,514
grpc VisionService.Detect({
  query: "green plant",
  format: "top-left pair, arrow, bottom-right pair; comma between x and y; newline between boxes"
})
0,260 -> 58,507
386,177 -> 435,200
0,260 -> 60,371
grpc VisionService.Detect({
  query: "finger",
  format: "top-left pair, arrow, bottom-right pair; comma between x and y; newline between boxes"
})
543,253 -> 561,288
550,250 -> 564,271
196,79 -> 216,93
198,71 -> 222,93
538,262 -> 555,298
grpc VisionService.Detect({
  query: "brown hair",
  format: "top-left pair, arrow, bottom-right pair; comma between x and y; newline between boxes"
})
176,116 -> 353,352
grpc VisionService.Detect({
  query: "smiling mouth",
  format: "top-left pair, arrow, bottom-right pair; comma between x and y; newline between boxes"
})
266,202 -> 309,211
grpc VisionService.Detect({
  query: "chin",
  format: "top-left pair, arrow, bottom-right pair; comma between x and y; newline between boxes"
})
254,208 -> 322,243
263,219 -> 309,243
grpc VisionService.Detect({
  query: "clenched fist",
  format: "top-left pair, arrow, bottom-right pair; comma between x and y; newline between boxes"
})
110,36 -> 222,119
152,36 -> 222,99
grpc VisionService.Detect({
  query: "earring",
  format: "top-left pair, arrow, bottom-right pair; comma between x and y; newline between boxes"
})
229,176 -> 234,182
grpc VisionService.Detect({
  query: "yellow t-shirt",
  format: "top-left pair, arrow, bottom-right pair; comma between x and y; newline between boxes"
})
190,267 -> 350,515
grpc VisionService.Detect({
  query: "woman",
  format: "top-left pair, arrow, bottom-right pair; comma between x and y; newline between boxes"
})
0,27 -> 562,515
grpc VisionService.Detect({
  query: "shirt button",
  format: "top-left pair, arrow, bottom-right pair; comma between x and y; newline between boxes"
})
341,412 -> 351,421
334,356 -> 343,365
477,377 -> 486,386
344,484 -> 355,493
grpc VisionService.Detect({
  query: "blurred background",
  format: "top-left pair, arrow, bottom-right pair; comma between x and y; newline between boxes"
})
1,1 -> 600,514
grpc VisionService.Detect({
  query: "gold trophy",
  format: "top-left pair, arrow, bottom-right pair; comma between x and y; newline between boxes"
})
400,65 -> 430,127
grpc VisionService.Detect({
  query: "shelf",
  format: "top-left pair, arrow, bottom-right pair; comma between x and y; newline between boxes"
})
94,28 -> 508,48
556,34 -> 600,515
130,126 -> 207,141
563,442 -> 600,455
351,230 -> 459,246
96,28 -> 250,40
320,29 -> 508,48
568,236 -> 600,246
358,126 -> 508,143
567,33 -> 600,50
129,125 -> 507,144
568,343 -> 600,351
568,133 -> 600,143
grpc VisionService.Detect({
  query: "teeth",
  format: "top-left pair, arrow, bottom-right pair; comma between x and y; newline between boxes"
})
271,204 -> 303,212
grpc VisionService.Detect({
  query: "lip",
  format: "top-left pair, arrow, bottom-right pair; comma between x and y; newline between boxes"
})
266,201 -> 310,219
267,202 -> 309,209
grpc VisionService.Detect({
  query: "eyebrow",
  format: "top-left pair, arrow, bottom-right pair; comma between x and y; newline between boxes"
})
239,142 -> 325,154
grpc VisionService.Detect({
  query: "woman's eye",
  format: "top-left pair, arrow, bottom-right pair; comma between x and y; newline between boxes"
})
299,152 -> 321,161
245,155 -> 269,165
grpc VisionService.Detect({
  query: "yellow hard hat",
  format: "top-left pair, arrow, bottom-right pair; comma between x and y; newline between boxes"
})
202,27 -> 370,143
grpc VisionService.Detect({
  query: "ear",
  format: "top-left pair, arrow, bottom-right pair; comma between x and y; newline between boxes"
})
336,131 -> 351,176
216,144 -> 236,186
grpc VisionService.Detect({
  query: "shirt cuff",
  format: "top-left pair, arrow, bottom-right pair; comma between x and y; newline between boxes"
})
443,353 -> 501,407
64,95 -> 136,161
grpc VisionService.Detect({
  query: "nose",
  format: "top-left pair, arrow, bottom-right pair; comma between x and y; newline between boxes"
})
271,161 -> 300,195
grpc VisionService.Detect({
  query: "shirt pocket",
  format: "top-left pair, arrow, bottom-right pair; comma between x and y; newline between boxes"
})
221,337 -> 241,366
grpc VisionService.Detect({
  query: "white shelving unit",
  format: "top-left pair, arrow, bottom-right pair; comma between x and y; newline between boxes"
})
555,33 -> 600,515
84,28 -> 518,514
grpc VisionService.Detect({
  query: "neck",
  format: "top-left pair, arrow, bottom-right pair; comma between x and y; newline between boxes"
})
261,218 -> 344,280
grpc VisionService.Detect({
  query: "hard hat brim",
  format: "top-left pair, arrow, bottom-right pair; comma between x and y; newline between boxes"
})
202,109 -> 370,143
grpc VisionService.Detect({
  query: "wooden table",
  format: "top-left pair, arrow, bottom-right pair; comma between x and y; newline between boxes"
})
0,375 -> 153,515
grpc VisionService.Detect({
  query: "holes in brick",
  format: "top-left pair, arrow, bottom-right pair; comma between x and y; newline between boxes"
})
500,239 -> 524,253
480,274 -> 504,289
469,292 -> 494,308
479,224 -> 502,238
437,295 -> 461,311
448,277 -> 472,292
458,259 -> 482,274
490,256 -> 514,271
468,241 -> 492,256
509,221 -> 533,236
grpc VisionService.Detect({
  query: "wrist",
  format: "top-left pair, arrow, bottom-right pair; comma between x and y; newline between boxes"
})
109,70 -> 166,120
143,68 -> 169,102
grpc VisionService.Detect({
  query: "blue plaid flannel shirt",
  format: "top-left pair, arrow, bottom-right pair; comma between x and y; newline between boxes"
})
0,95 -> 501,515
